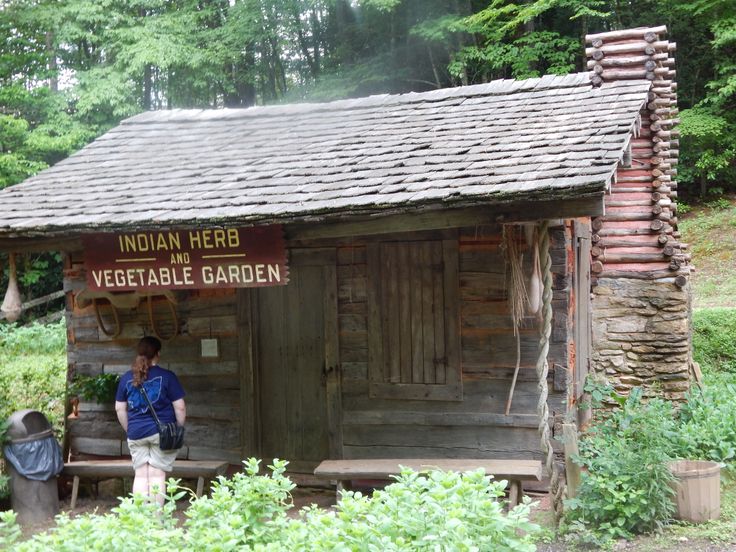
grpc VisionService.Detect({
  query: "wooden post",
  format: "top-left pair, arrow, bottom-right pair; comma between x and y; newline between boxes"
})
71,475 -> 80,510
237,289 -> 259,458
563,423 -> 582,499
324,262 -> 343,459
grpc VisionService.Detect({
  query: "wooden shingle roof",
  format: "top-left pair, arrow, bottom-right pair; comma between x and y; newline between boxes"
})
0,73 -> 649,236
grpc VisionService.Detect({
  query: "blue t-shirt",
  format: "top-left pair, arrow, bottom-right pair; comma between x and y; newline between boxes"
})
115,365 -> 185,440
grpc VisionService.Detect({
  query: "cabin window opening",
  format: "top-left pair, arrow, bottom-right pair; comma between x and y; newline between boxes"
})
367,239 -> 462,401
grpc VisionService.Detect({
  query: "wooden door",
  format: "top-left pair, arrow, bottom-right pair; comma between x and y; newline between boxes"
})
255,248 -> 338,472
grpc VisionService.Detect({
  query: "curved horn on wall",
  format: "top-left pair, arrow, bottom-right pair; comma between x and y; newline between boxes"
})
75,289 -> 179,310
147,294 -> 180,342
1,253 -> 22,323
93,297 -> 122,338
74,288 -> 180,341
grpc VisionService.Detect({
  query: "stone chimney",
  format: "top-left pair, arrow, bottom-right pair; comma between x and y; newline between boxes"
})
584,26 -> 692,400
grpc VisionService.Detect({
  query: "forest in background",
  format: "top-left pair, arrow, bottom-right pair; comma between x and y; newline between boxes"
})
0,0 -> 734,306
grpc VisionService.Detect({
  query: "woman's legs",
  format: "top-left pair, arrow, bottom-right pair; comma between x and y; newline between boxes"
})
148,465 -> 166,506
130,436 -> 171,505
133,464 -> 150,495
133,463 -> 166,505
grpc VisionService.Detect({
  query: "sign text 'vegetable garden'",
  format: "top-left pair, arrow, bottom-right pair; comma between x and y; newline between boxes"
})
82,225 -> 288,291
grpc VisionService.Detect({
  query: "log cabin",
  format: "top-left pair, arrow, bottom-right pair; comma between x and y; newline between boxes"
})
0,26 -> 691,504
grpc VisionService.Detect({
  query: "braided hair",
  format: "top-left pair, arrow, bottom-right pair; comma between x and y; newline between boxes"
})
132,336 -> 162,387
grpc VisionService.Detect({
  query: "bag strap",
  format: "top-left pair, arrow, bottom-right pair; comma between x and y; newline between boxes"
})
138,384 -> 164,430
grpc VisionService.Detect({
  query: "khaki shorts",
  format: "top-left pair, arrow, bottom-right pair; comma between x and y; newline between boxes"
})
128,433 -> 178,472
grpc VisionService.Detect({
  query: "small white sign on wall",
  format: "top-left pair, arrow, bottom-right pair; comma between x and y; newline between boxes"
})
200,338 -> 220,359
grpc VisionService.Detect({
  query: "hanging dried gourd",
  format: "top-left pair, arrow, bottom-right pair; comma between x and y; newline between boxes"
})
1,253 -> 22,323
526,225 -> 542,317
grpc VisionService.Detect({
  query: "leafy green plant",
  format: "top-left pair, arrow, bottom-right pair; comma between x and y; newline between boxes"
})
676,373 -> 736,463
565,387 -> 678,541
706,197 -> 733,211
68,373 -> 120,404
0,319 -> 66,355
0,459 -> 540,551
183,458 -> 295,548
281,467 -> 539,551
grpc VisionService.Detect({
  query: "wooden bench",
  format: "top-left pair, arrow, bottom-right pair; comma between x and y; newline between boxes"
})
63,459 -> 229,509
314,459 -> 543,507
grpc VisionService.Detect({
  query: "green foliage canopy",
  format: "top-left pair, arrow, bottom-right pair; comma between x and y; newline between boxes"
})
0,0 -> 733,192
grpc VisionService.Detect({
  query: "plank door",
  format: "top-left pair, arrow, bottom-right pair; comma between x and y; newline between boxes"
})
255,248 -> 339,473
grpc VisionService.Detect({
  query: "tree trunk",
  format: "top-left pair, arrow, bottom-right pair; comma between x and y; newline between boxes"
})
311,8 -> 321,75
143,65 -> 152,110
45,31 -> 58,93
428,46 -> 442,88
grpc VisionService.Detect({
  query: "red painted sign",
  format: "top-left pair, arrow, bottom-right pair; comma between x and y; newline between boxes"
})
81,225 -> 288,291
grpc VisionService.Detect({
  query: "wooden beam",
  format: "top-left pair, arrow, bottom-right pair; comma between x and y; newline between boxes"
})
342,410 -> 546,428
287,197 -> 604,241
0,237 -> 82,253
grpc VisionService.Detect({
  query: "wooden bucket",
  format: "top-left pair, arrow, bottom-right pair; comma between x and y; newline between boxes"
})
669,460 -> 721,523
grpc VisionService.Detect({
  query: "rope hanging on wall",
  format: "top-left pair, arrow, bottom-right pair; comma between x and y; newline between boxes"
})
535,220 -> 566,522
502,223 -> 544,415
501,225 -> 528,416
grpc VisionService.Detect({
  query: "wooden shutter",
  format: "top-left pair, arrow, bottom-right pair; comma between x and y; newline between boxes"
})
367,239 -> 462,401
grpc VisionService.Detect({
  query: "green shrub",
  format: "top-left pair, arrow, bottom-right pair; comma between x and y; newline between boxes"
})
565,388 -> 678,540
0,459 -> 540,551
676,372 -> 736,463
0,320 -> 67,428
0,320 -> 66,355
280,467 -> 539,550
183,458 -> 296,549
0,353 -> 66,435
693,308 -> 736,373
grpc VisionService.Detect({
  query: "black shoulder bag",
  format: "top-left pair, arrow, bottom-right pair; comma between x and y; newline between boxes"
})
139,385 -> 185,451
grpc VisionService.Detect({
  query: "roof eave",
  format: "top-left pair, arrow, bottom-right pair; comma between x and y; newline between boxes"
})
0,186 -> 607,252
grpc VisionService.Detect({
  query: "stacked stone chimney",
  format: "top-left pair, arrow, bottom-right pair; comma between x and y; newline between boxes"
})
584,26 -> 692,400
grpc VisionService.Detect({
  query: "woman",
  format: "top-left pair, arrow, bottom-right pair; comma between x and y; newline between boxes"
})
115,336 -> 186,503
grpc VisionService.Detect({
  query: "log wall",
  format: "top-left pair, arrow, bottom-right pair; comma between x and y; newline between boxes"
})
64,223 -> 576,464
335,225 -> 572,460
65,250 -> 244,463
586,26 -> 692,399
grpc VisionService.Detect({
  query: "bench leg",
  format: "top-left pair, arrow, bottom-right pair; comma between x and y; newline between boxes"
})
71,476 -> 80,510
508,480 -> 522,508
196,476 -> 205,498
